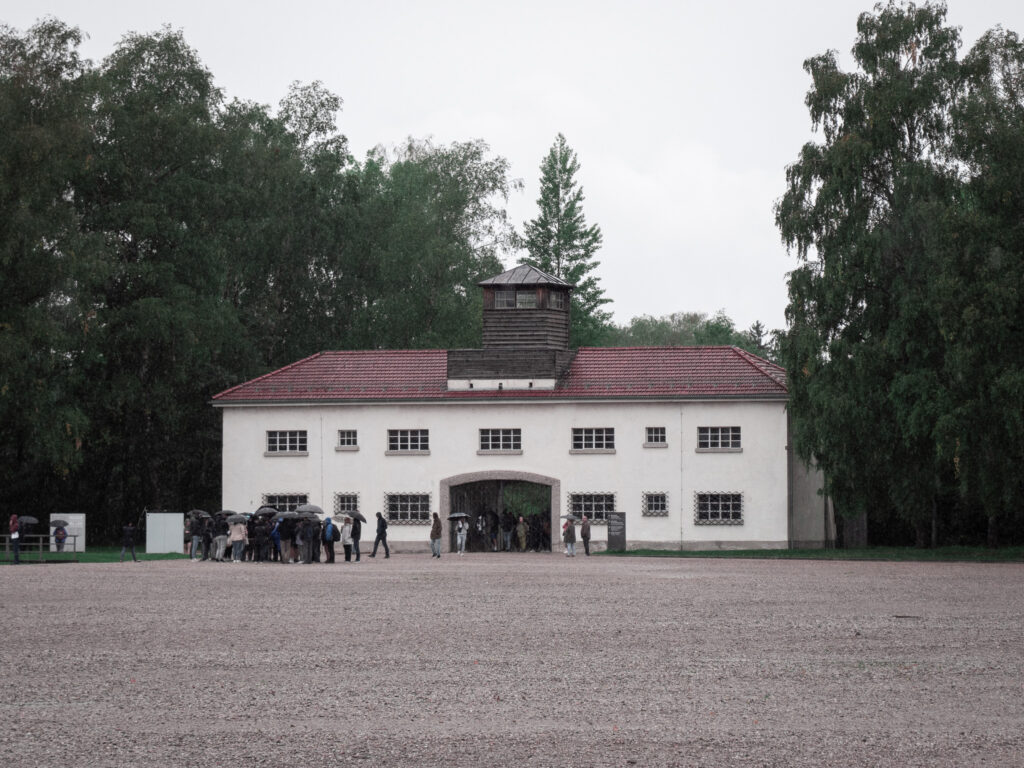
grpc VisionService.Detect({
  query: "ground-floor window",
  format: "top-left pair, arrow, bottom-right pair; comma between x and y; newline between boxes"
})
569,492 -> 614,522
334,493 -> 359,518
386,493 -> 431,524
694,492 -> 743,524
642,492 -> 669,516
263,493 -> 308,512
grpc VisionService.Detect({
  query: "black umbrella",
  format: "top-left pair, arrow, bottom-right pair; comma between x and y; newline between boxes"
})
345,510 -> 367,523
215,510 -> 236,517
295,503 -> 324,517
19,515 -> 39,525
189,509 -> 210,519
560,514 -> 580,521
274,511 -> 300,520
448,512 -> 470,520
252,506 -> 278,518
226,514 -> 247,524
50,519 -> 69,528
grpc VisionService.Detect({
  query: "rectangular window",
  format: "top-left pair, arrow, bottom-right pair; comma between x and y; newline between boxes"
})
516,290 -> 537,309
387,429 -> 429,452
549,291 -> 567,310
694,493 -> 743,525
643,492 -> 669,517
571,428 -> 615,451
337,430 -> 358,448
697,426 -> 742,451
386,493 -> 431,524
334,493 -> 359,517
266,430 -> 307,453
263,494 -> 308,512
569,493 -> 615,522
495,290 -> 516,309
480,428 -> 522,451
645,427 -> 667,446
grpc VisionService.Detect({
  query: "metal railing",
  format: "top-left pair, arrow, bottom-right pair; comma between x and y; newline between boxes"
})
1,534 -> 80,563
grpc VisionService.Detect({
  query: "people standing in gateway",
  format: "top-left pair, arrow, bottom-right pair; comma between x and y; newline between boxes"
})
429,513 -> 442,558
370,511 -> 390,558
516,516 -> 527,552
500,511 -> 515,552
350,515 -> 362,562
455,517 -> 468,556
580,515 -> 591,556
120,521 -> 138,562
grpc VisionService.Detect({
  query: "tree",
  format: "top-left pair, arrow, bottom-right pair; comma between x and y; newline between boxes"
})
775,1 -> 963,546
523,133 -> 610,346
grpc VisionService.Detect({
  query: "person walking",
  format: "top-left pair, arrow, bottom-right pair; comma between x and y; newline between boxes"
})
562,518 -> 576,557
370,512 -> 390,558
429,513 -> 442,558
120,521 -> 138,563
8,514 -> 20,565
580,515 -> 591,556
455,517 -> 469,556
323,517 -> 338,563
341,517 -> 353,562
228,519 -> 248,562
350,515 -> 362,562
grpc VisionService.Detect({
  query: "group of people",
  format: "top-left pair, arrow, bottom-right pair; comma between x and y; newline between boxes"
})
185,511 -> 392,564
561,515 -> 592,557
442,512 -> 592,557
6,515 -> 70,564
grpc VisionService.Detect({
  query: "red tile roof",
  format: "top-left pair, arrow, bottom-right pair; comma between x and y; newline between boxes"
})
212,346 -> 788,404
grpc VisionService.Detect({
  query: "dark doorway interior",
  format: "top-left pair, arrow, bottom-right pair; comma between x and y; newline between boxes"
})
449,480 -> 551,552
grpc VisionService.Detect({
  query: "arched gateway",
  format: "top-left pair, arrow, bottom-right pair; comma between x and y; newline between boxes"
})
439,471 -> 560,554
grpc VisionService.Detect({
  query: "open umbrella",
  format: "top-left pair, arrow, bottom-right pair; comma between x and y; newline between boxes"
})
252,506 -> 278,518
189,509 -> 210,519
274,511 -> 300,520
295,503 -> 324,516
226,514 -> 247,524
19,515 -> 39,525
560,514 -> 580,521
215,510 -> 236,517
50,519 -> 69,528
345,510 -> 367,523
448,512 -> 470,520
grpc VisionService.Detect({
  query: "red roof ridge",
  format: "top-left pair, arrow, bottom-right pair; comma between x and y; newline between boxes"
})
730,346 -> 787,390
212,351 -> 326,401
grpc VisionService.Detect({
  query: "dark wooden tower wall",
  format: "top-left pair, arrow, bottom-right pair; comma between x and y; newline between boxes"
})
481,286 -> 571,350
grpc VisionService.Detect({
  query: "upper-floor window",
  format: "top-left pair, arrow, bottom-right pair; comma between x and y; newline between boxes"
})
263,493 -> 308,512
645,427 -> 667,447
549,291 -> 567,310
337,430 -> 358,448
697,426 -> 741,451
266,430 -> 307,454
694,492 -> 743,525
480,428 -> 522,451
387,429 -> 429,453
572,427 -> 615,451
569,493 -> 615,522
495,289 -> 538,309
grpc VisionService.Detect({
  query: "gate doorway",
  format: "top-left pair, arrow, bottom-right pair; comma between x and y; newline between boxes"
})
448,480 -> 553,553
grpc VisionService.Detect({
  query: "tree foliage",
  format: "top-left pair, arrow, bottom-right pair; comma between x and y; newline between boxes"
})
523,133 -> 611,346
0,20 -> 520,538
776,1 -> 1024,546
608,310 -> 775,359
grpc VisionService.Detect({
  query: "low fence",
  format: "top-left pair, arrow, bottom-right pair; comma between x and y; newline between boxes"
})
1,534 -> 80,563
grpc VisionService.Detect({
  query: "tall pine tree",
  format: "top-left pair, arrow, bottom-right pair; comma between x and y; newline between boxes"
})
523,133 -> 610,347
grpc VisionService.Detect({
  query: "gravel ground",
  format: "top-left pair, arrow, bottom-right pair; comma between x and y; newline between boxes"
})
2,554 -> 1023,767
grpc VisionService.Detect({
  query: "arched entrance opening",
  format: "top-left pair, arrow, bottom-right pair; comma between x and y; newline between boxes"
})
439,471 -> 560,554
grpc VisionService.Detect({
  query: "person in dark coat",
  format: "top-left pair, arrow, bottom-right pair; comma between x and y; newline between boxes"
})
270,519 -> 282,562
322,517 -> 337,563
580,515 -> 591,556
429,513 -> 442,558
9,514 -> 20,565
500,511 -> 515,551
350,516 -> 362,562
370,512 -> 390,558
120,522 -> 138,562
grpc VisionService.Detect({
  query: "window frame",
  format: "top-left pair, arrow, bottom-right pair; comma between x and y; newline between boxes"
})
568,492 -> 615,523
696,426 -> 742,452
262,493 -> 308,512
478,428 -> 523,454
644,426 -> 667,448
336,430 -> 359,452
333,493 -> 360,517
265,430 -> 308,456
570,427 -> 616,453
385,493 -> 431,525
694,492 -> 744,525
642,492 -> 669,517
386,429 -> 430,455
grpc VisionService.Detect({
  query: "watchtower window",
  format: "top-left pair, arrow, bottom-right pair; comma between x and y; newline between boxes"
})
516,291 -> 537,308
494,289 -> 539,309
550,291 -> 567,310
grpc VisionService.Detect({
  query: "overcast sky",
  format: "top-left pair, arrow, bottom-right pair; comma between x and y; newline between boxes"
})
3,1 -> 1021,332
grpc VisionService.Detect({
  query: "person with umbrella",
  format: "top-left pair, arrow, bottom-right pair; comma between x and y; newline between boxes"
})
214,514 -> 230,562
369,511 -> 389,559
562,515 -> 577,557
350,513 -> 362,563
8,514 -> 20,565
454,514 -> 469,556
228,516 -> 248,562
341,516 -> 354,562
322,517 -> 338,563
52,521 -> 68,552
120,520 -> 138,563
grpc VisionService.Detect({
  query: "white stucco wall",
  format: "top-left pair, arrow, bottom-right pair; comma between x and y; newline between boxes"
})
219,398 -> 790,550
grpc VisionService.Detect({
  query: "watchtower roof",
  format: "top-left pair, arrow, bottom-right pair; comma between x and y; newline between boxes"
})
478,264 -> 572,288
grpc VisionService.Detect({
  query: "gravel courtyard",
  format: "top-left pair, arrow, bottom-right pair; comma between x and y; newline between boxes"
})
2,554 -> 1022,767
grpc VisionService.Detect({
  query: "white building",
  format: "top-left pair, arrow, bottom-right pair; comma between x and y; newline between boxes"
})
214,266 -> 832,552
